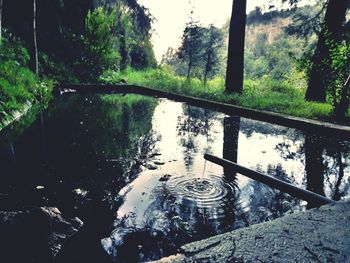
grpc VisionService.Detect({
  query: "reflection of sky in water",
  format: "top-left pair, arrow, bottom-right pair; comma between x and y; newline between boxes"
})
2,94 -> 348,262
103,99 -> 350,261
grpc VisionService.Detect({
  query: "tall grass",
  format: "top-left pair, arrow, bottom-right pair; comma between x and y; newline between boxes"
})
100,67 -> 344,123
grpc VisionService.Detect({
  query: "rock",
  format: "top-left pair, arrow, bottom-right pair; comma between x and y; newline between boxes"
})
146,163 -> 158,170
159,174 -> 172,182
151,201 -> 350,263
0,207 -> 83,263
154,161 -> 165,166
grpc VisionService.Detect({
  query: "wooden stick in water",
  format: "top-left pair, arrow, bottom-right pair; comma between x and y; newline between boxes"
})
204,153 -> 334,207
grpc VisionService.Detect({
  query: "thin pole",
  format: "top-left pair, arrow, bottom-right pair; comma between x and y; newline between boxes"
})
33,0 -> 39,76
204,153 -> 334,206
0,0 -> 3,44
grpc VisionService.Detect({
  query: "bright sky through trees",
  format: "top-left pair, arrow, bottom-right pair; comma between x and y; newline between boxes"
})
139,0 -> 311,61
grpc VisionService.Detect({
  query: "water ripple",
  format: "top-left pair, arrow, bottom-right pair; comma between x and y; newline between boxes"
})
166,175 -> 237,209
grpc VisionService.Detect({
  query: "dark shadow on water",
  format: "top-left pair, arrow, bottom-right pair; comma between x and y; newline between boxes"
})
223,116 -> 240,179
304,134 -> 326,208
0,96 -> 349,263
0,94 -> 158,262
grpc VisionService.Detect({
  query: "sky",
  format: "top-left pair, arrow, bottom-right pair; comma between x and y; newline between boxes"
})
138,0 -> 286,61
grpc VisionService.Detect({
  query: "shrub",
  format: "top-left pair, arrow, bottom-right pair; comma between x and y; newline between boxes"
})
0,31 -> 53,126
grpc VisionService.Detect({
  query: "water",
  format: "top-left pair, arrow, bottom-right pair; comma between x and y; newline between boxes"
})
0,94 -> 349,262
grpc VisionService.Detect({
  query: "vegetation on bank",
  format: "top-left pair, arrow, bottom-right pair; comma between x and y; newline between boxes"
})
0,1 -> 349,128
0,32 -> 53,129
97,4 -> 349,125
0,0 -> 156,128
100,68 -> 344,123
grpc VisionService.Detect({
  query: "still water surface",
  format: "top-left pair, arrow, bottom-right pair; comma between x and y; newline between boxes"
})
0,94 -> 349,262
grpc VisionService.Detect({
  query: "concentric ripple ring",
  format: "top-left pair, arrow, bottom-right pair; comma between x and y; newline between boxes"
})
166,175 -> 236,209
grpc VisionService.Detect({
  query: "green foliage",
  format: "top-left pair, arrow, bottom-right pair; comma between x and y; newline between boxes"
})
40,53 -> 80,84
202,25 -> 225,84
115,5 -> 156,71
77,7 -> 120,82
101,67 -> 340,123
60,4 -> 156,82
294,24 -> 350,117
246,7 -> 292,25
103,5 -> 346,124
163,23 -> 225,83
1,1 -> 159,128
325,35 -> 350,119
284,4 -> 324,38
245,30 -> 305,81
0,32 -> 53,128
178,20 -> 205,80
2,1 -> 156,83
130,38 -> 157,70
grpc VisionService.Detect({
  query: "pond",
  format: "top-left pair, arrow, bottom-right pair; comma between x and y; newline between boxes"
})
0,94 -> 349,263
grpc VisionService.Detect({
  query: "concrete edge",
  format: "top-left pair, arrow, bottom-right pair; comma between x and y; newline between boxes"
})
149,201 -> 350,262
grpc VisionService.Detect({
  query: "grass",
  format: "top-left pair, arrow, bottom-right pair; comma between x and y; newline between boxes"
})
100,67 -> 348,125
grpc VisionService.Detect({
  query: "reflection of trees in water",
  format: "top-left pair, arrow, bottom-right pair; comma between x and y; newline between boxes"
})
47,95 -> 158,209
0,94 -> 158,210
104,131 -> 159,209
304,135 -> 326,202
239,118 -> 299,139
219,116 -> 297,228
303,135 -> 350,203
176,105 -> 218,168
105,179 -> 240,263
321,139 -> 350,201
274,131 -> 350,204
241,164 -> 301,225
223,116 -> 240,179
0,143 -> 17,207
332,149 -> 346,201
1,94 -> 159,263
275,139 -> 304,160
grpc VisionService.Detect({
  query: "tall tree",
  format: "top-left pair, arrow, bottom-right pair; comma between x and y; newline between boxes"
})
202,25 -> 224,85
225,0 -> 247,94
178,13 -> 204,80
305,0 -> 348,102
33,0 -> 39,76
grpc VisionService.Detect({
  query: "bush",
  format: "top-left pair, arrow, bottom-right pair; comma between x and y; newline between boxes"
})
0,31 -> 53,127
75,7 -> 121,82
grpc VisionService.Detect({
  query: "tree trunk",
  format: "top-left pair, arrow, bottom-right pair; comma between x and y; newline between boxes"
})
0,0 -> 3,43
186,56 -> 192,81
203,52 -> 211,85
225,0 -> 247,94
33,0 -> 39,76
305,0 -> 348,102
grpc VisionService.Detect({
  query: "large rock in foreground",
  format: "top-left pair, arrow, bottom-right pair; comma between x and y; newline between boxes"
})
0,207 -> 83,263
151,201 -> 350,262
